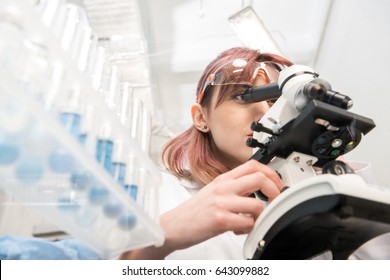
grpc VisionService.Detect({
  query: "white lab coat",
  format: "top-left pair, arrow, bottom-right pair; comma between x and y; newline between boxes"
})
158,162 -> 390,260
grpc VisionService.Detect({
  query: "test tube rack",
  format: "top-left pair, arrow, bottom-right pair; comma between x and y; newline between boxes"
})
0,0 -> 164,258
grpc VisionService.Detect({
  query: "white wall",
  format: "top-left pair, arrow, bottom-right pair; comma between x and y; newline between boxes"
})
314,0 -> 390,186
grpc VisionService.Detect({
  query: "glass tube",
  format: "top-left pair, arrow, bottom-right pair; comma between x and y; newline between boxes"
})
39,0 -> 64,28
119,82 -> 133,129
131,97 -> 143,146
95,122 -> 113,174
19,39 -> 50,103
124,155 -> 139,201
59,86 -> 84,138
44,63 -> 64,111
78,105 -> 95,149
89,46 -> 106,90
111,139 -> 127,187
105,65 -> 121,118
59,3 -> 79,52
140,107 -> 151,154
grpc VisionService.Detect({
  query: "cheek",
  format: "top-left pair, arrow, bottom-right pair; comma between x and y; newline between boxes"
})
211,114 -> 252,159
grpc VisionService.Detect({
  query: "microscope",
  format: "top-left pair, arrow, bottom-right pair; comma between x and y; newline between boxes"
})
242,65 -> 390,259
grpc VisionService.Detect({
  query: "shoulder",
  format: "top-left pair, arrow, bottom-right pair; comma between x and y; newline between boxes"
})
158,170 -> 199,213
160,169 -> 202,192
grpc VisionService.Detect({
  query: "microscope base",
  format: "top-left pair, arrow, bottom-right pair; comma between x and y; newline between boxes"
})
244,174 -> 390,260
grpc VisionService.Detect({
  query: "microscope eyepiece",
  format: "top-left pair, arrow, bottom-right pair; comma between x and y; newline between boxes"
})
241,83 -> 281,103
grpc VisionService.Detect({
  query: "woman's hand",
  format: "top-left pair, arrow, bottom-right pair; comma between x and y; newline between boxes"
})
120,160 -> 283,259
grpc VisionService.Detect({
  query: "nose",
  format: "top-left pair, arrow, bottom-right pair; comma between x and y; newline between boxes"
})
250,101 -> 269,121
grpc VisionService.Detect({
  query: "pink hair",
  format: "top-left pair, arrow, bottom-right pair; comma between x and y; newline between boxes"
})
162,47 -> 293,187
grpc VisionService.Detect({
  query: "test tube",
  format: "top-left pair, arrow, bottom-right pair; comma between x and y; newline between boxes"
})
124,154 -> 138,201
105,65 -> 121,118
119,82 -> 133,129
111,138 -> 127,187
78,105 -> 95,150
118,153 -> 138,230
136,167 -> 147,209
44,63 -> 64,111
58,86 -> 84,138
95,122 -> 114,174
68,5 -> 92,72
19,39 -> 50,103
141,167 -> 160,221
74,23 -> 92,72
39,0 -> 64,28
89,46 -> 106,90
50,2 -> 69,42
59,3 -> 79,52
131,97 -> 144,146
0,10 -> 25,77
140,107 -> 152,154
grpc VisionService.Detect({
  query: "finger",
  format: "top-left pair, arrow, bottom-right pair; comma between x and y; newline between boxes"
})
222,196 -> 264,219
221,212 -> 256,233
218,160 -> 264,179
230,171 -> 281,199
220,160 -> 284,190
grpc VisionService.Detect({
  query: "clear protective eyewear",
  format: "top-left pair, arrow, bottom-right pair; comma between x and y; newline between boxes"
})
199,59 -> 283,104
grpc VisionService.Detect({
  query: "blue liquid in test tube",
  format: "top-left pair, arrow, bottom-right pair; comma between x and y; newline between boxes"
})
77,105 -> 95,148
111,140 -> 127,186
95,121 -> 114,173
60,112 -> 81,138
124,184 -> 138,201
78,133 -> 87,145
96,139 -> 113,173
124,155 -> 139,201
112,162 -> 126,186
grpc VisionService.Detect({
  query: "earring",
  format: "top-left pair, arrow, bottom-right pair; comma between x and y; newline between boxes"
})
203,125 -> 208,130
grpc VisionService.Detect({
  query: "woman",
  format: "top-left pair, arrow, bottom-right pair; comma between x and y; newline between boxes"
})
121,47 -> 293,259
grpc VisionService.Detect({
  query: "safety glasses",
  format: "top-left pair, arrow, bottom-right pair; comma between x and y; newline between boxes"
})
198,59 -> 284,104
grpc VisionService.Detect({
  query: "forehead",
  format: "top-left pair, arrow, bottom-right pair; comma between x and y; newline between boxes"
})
213,70 -> 274,104
209,83 -> 248,108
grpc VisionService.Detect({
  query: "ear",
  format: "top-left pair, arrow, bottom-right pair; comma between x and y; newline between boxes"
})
191,103 -> 209,133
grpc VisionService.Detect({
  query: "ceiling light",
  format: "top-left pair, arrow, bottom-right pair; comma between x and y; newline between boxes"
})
229,6 -> 282,55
